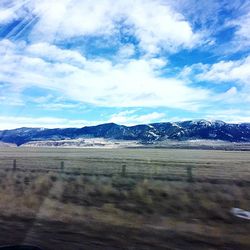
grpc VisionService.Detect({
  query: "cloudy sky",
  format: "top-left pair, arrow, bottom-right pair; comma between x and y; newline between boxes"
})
0,0 -> 250,129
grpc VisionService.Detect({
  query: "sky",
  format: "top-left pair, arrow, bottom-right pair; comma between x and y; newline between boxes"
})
0,0 -> 250,129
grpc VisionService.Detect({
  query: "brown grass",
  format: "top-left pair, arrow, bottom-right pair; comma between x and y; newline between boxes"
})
0,148 -> 249,249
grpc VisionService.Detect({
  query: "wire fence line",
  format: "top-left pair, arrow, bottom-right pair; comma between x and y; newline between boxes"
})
0,158 -> 249,185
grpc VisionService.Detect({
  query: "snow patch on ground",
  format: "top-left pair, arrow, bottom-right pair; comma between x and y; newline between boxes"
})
231,208 -> 250,220
0,142 -> 17,147
21,138 -> 142,148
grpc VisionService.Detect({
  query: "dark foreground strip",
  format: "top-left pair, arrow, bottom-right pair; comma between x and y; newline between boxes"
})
0,246 -> 42,250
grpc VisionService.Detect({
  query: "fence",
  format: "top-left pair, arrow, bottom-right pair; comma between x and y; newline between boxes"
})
0,158 -> 249,184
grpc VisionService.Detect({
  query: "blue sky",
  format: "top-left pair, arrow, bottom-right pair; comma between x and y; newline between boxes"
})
0,0 -> 250,129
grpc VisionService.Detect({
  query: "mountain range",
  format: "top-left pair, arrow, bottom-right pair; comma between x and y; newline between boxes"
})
1,119 -> 250,147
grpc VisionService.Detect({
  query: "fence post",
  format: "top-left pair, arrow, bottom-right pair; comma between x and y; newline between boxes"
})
60,161 -> 64,171
187,166 -> 193,182
154,165 -> 159,176
13,159 -> 17,171
121,164 -> 126,177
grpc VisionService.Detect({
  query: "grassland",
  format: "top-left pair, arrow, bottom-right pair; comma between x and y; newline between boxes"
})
0,147 -> 249,249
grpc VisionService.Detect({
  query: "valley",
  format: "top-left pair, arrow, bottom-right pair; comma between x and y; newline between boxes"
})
0,147 -> 249,249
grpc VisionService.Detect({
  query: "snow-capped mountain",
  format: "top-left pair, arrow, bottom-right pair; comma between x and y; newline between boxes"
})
0,120 -> 250,146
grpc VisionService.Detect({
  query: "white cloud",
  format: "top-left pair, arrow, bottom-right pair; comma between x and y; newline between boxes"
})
227,11 -> 250,51
39,103 -> 81,110
0,111 -> 165,129
205,109 -> 250,124
109,110 -> 166,125
234,13 -> 250,40
0,8 -> 16,24
3,0 -> 201,54
0,116 -> 101,130
135,112 -> 166,123
0,39 -> 210,110
197,56 -> 250,84
123,0 -> 200,54
214,87 -> 238,103
177,56 -> 250,106
117,44 -> 135,58
29,0 -> 118,42
0,1 -> 28,24
180,56 -> 250,89
26,43 -> 86,66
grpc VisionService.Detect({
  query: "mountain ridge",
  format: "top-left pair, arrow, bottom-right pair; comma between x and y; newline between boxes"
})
1,120 -> 250,146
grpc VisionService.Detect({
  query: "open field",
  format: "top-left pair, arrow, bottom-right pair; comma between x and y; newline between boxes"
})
0,147 -> 249,249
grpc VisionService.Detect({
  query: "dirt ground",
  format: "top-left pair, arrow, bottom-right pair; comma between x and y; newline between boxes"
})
0,216 -> 249,250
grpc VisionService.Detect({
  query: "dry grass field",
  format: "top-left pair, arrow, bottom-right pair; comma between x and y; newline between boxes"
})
0,147 -> 249,249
